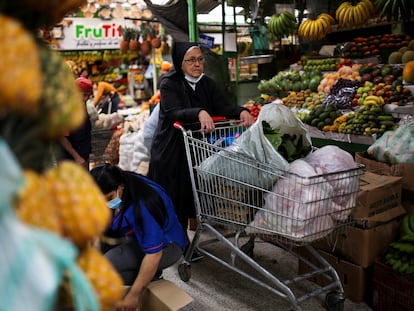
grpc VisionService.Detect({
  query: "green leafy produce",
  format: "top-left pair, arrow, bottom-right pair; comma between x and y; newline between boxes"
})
262,121 -> 312,162
262,120 -> 283,149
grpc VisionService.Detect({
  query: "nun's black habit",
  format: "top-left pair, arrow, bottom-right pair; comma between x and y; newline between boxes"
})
148,42 -> 247,231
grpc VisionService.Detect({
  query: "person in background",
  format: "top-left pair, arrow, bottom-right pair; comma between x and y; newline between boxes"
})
59,76 -> 93,170
92,81 -> 120,113
148,42 -> 254,258
90,164 -> 186,311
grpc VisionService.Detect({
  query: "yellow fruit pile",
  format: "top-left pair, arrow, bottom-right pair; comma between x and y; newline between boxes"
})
0,4 -> 125,310
15,162 -> 124,310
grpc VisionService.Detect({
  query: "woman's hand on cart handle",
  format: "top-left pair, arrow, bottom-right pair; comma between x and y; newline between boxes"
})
239,110 -> 255,127
172,116 -> 228,130
198,110 -> 215,133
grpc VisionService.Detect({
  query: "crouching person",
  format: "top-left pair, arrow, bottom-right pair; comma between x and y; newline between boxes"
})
90,163 -> 187,311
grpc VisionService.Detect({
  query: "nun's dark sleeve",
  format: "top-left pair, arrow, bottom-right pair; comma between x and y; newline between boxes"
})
204,76 -> 249,118
159,75 -> 203,123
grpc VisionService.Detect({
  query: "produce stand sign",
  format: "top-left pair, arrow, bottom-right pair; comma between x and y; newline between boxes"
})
54,18 -> 135,50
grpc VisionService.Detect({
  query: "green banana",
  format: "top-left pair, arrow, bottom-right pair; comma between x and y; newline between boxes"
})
409,214 -> 414,233
401,214 -> 414,237
391,0 -> 399,21
390,241 -> 414,255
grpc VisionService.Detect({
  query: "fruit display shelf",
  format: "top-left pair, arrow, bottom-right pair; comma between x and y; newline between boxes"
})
303,123 -> 376,146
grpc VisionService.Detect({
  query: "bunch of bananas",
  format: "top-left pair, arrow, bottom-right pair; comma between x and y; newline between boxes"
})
363,95 -> 385,106
384,214 -> 414,275
267,11 -> 297,38
335,0 -> 376,26
375,0 -> 414,22
297,13 -> 336,41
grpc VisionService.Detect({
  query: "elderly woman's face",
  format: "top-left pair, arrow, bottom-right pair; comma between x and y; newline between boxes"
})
181,47 -> 204,78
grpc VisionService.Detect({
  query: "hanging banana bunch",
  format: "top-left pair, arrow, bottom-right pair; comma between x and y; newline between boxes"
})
297,13 -> 336,41
375,0 -> 414,22
267,11 -> 297,39
335,0 -> 377,26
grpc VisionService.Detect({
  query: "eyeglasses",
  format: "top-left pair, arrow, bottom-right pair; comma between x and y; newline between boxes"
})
183,57 -> 205,64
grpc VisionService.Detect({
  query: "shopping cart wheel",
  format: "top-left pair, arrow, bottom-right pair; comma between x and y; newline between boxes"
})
324,291 -> 345,311
178,262 -> 191,282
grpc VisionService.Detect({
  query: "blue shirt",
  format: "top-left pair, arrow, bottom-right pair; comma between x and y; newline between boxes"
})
109,174 -> 187,254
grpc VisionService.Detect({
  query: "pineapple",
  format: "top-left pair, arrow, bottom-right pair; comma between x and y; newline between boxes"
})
38,45 -> 86,139
128,28 -> 141,52
44,161 -> 110,247
0,14 -> 42,116
14,170 -> 63,235
119,27 -> 131,52
77,246 -> 124,311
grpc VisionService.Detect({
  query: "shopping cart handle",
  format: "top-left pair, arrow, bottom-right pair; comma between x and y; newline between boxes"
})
173,121 -> 183,129
212,116 -> 226,122
173,116 -> 227,130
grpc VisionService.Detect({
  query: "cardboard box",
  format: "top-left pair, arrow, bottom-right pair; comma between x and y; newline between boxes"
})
313,217 -> 402,268
125,279 -> 193,311
354,171 -> 405,227
355,152 -> 414,194
297,247 -> 371,303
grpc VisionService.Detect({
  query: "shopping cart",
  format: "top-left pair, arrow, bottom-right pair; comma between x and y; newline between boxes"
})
89,127 -> 118,166
175,120 -> 365,311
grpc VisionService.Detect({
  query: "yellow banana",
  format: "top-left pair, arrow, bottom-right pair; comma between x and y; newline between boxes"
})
363,99 -> 380,106
357,2 -> 370,22
361,0 -> 376,16
336,1 -> 352,22
304,20 -> 313,40
318,13 -> 336,25
365,95 -> 381,103
345,6 -> 353,25
310,20 -> 319,41
298,20 -> 308,37
317,16 -> 330,34
352,5 -> 362,25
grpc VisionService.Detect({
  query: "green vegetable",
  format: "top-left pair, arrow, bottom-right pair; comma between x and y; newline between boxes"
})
262,121 -> 312,162
262,120 -> 283,149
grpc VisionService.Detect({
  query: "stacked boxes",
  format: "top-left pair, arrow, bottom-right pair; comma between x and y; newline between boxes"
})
355,152 -> 414,205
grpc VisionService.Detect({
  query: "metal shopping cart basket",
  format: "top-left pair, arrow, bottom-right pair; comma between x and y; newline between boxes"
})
175,119 -> 365,311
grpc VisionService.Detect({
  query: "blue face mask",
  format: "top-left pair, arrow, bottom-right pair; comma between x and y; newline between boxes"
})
107,197 -> 122,210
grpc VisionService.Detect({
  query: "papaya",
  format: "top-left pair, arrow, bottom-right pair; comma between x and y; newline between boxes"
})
403,60 -> 414,83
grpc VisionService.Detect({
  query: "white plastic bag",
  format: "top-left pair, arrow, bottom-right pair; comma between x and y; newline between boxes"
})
198,103 -> 313,189
367,125 -> 414,164
257,102 -> 312,146
304,145 -> 359,213
260,159 -> 335,241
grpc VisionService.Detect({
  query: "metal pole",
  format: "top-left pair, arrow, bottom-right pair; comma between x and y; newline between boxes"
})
152,49 -> 157,94
187,0 -> 197,42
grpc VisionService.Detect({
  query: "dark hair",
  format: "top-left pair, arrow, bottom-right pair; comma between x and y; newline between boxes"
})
90,164 -> 167,231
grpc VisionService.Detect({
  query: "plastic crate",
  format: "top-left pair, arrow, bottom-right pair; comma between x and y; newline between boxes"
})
372,259 -> 414,311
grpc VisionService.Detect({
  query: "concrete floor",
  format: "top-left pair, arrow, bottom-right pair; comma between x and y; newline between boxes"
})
163,228 -> 374,311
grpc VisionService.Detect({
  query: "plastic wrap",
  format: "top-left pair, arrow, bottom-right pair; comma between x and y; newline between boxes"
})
259,159 -> 335,241
304,145 -> 359,212
367,125 -> 414,164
